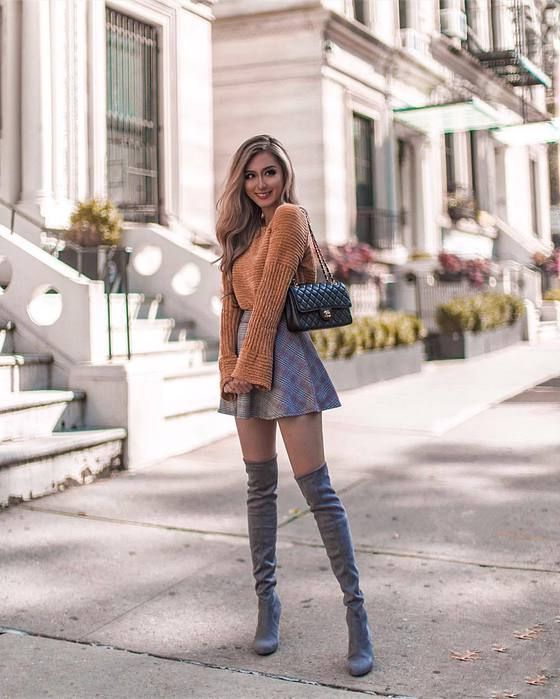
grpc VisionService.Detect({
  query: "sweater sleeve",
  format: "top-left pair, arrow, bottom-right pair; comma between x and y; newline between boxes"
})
231,204 -> 309,391
218,269 -> 243,401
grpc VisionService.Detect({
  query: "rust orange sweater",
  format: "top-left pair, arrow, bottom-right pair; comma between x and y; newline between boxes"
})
218,204 -> 317,401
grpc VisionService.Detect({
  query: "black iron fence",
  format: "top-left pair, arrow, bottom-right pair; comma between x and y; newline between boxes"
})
356,208 -> 406,249
57,242 -> 133,360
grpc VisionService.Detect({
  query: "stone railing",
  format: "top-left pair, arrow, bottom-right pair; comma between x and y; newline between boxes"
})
0,225 -> 107,372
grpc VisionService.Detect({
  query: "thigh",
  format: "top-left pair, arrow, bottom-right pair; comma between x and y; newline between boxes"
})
235,416 -> 277,463
277,411 -> 325,479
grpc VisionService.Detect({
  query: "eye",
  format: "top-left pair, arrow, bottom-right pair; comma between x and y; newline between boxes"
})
244,173 -> 254,179
265,169 -> 277,176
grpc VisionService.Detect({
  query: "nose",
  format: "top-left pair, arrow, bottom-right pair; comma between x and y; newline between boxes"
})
256,174 -> 267,190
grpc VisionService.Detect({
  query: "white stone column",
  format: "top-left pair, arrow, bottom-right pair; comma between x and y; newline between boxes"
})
87,0 -> 107,199
491,0 -> 515,50
17,0 -> 56,224
0,1 -> 21,209
50,0 -> 73,221
413,133 -> 441,255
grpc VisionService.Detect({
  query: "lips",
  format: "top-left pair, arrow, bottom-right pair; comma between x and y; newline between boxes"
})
255,192 -> 272,200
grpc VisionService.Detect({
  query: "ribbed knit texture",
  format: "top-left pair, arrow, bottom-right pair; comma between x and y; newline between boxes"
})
219,204 -> 316,401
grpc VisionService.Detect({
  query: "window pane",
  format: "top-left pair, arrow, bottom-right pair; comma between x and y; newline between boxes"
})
352,0 -> 367,25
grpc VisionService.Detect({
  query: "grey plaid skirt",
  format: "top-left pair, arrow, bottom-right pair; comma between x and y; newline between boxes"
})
217,309 -> 341,420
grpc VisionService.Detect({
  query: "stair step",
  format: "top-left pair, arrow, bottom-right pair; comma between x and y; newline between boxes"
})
164,363 -> 220,416
0,390 -> 85,442
105,293 -> 144,322
137,293 -> 164,320
0,353 -> 53,392
0,428 -> 127,507
168,320 -> 197,342
0,320 -> 16,353
110,338 -> 206,363
107,318 -> 175,355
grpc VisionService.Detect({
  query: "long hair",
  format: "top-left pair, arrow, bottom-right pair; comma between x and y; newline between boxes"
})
215,135 -> 298,282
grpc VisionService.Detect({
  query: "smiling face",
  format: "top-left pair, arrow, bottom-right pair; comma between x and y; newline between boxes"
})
244,151 -> 285,223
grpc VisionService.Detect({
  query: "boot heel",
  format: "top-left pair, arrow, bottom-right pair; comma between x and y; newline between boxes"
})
346,606 -> 374,676
253,591 -> 282,655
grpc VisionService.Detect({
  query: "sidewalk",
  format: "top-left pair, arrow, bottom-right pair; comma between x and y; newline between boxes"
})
1,337 -> 559,698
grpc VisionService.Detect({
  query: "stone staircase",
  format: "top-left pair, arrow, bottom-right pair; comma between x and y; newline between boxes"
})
104,292 -> 217,359
0,324 -> 126,507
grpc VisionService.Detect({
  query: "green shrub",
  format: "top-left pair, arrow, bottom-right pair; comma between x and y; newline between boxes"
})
310,312 -> 426,360
65,199 -> 123,247
436,292 -> 524,335
543,289 -> 560,302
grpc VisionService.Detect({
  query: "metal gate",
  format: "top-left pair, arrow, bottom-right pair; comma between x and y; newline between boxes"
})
106,9 -> 160,223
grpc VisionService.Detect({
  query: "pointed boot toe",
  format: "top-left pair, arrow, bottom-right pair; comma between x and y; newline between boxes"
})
253,592 -> 281,655
346,607 -> 374,676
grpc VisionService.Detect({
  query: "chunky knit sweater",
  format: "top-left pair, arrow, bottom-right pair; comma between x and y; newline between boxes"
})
219,203 -> 317,401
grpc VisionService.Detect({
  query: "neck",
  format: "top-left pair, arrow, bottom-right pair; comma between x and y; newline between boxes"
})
261,202 -> 281,226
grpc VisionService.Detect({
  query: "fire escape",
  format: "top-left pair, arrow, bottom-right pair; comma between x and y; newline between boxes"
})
470,0 -> 551,91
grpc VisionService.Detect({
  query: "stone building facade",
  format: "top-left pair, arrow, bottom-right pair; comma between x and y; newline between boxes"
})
213,0 -> 560,265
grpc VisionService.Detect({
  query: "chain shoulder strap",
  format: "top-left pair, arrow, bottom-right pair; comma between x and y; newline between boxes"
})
291,207 -> 334,286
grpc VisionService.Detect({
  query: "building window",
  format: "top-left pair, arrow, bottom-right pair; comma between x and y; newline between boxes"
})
529,157 -> 539,236
106,8 -> 160,223
444,133 -> 456,193
353,113 -> 375,244
469,131 -> 478,203
399,0 -> 411,29
352,0 -> 368,25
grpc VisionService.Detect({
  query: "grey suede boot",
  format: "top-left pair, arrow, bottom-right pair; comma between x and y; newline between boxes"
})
244,454 -> 282,656
295,462 -> 374,676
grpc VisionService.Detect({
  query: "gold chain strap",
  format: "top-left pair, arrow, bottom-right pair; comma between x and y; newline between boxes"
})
291,207 -> 334,286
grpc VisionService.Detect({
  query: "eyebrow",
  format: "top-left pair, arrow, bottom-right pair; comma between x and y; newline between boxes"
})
244,165 -> 278,174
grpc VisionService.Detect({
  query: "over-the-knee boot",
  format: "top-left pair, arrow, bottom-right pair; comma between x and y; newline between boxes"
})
244,454 -> 282,655
295,462 -> 374,676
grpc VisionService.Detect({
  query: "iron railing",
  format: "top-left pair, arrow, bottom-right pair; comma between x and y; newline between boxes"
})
356,208 -> 406,250
106,9 -> 160,223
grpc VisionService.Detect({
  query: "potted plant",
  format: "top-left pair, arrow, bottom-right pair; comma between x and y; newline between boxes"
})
60,199 -> 124,283
446,190 -> 477,222
310,312 -> 426,390
320,241 -> 378,284
432,292 -> 525,359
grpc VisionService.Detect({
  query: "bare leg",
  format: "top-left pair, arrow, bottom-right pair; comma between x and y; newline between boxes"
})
277,411 -> 325,478
235,416 -> 277,462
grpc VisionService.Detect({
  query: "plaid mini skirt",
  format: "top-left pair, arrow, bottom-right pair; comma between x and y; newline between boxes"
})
217,309 -> 341,420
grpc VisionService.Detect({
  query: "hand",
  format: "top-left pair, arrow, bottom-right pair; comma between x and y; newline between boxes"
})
223,377 -> 253,395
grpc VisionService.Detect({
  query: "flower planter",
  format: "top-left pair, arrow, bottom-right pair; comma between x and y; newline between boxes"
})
430,321 -> 523,360
58,245 -> 131,292
323,342 -> 424,391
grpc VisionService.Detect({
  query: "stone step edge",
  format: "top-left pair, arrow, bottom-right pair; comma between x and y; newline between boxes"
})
0,428 -> 127,470
0,390 -> 86,415
0,354 -> 53,367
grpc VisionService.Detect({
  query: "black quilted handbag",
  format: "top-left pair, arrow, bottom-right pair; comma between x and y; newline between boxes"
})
284,208 -> 353,332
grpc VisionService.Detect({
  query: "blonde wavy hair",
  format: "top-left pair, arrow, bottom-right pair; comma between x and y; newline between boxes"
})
215,135 -> 298,283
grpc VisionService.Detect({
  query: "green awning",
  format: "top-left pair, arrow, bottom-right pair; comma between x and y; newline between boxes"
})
518,55 -> 552,89
491,119 -> 560,145
393,98 -> 521,134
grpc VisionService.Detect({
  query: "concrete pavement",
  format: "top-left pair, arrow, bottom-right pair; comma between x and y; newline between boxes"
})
1,337 -> 559,698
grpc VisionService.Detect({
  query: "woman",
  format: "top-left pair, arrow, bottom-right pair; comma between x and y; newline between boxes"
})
215,134 -> 374,677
